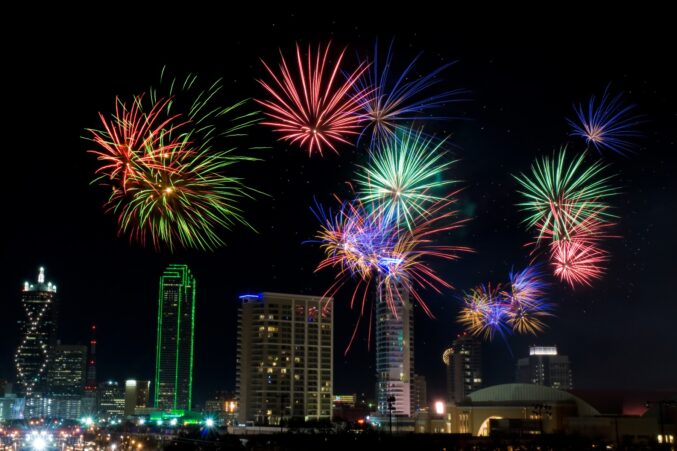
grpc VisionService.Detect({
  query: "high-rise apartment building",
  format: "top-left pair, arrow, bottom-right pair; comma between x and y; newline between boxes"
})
15,267 -> 58,399
375,280 -> 414,417
445,333 -> 483,403
236,292 -> 333,425
516,346 -> 573,390
154,264 -> 196,411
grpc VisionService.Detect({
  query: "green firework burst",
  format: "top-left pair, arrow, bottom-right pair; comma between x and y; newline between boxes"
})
88,70 -> 265,252
355,128 -> 456,229
513,148 -> 617,241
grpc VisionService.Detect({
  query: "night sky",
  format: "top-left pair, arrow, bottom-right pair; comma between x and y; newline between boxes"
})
3,11 -> 676,406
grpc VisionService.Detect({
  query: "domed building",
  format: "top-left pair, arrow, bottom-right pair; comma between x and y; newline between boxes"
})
419,383 -> 599,436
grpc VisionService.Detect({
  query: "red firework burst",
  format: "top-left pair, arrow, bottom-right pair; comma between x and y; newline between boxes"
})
529,201 -> 616,288
550,239 -> 607,287
88,96 -> 187,190
257,43 -> 369,156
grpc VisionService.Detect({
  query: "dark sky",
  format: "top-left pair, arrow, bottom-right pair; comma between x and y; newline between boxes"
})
3,11 -> 676,405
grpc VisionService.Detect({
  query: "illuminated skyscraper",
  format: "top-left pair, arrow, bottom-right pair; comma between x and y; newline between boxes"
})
236,292 -> 333,425
154,264 -> 196,411
15,267 -> 58,398
516,346 -> 572,390
375,280 -> 414,417
82,324 -> 97,415
48,344 -> 86,419
85,324 -> 97,391
446,333 -> 483,403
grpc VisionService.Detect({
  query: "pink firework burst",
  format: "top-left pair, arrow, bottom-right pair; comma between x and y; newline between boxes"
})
257,43 -> 369,156
550,239 -> 607,287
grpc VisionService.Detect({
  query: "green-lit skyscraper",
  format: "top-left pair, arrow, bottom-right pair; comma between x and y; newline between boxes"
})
154,264 -> 196,411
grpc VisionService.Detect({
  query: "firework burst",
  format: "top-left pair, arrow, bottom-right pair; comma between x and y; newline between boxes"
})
354,40 -> 467,145
257,42 -> 369,156
503,266 -> 551,335
550,239 -> 608,287
313,198 -> 394,282
458,265 -> 552,340
356,128 -> 457,229
87,73 -> 262,251
88,96 -> 187,191
530,201 -> 616,288
568,86 -> 643,156
312,192 -> 471,320
458,284 -> 509,341
381,193 -> 472,315
514,149 -> 617,241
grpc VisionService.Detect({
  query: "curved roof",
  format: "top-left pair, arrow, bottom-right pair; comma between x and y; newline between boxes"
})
467,384 -> 599,416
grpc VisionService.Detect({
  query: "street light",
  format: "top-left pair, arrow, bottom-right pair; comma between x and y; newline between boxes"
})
30,436 -> 47,451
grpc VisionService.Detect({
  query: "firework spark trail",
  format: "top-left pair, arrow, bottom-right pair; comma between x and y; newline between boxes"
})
568,86 -> 643,156
503,265 -> 551,335
550,239 -> 608,287
87,72 -> 263,251
458,284 -> 509,341
257,42 -> 370,156
353,39 -> 467,146
514,149 -> 617,242
88,96 -> 188,190
458,265 -> 552,339
312,192 -> 471,327
356,128 -> 457,230
530,201 -> 616,288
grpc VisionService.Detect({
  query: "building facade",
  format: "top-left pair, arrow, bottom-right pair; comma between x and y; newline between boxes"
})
204,390 -> 237,424
48,344 -> 86,396
236,292 -> 333,425
375,280 -> 414,417
125,380 -> 151,416
15,267 -> 58,400
446,333 -> 483,403
412,374 -> 428,413
82,324 -> 97,415
154,264 -> 196,411
418,383 -> 600,436
0,395 -> 23,420
98,381 -> 125,418
516,346 -> 572,390
48,344 -> 87,419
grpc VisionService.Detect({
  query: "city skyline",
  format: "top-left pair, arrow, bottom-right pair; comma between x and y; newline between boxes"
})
2,12 -> 676,409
